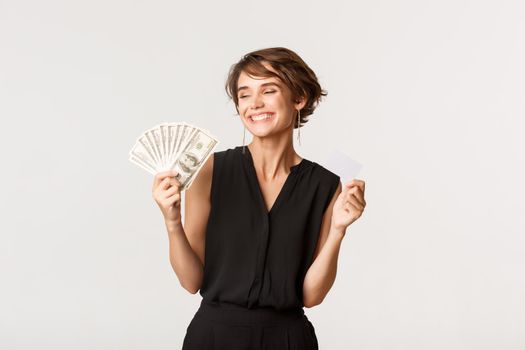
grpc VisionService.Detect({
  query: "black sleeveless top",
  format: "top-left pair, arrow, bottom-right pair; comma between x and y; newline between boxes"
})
199,146 -> 340,311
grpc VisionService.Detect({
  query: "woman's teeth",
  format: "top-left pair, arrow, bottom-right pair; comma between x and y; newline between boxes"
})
251,113 -> 273,121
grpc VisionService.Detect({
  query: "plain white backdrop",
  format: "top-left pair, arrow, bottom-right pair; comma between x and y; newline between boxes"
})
1,0 -> 524,349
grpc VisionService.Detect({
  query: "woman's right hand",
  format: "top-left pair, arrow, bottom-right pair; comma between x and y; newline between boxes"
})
152,170 -> 182,225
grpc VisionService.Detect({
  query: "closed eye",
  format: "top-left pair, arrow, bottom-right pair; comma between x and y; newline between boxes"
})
239,90 -> 276,99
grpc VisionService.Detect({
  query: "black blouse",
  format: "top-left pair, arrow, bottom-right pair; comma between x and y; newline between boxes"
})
199,146 -> 340,311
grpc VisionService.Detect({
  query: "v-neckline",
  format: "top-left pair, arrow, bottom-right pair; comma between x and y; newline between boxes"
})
241,146 -> 305,216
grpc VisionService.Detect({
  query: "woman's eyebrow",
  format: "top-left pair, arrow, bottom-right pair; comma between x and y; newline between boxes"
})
237,82 -> 280,93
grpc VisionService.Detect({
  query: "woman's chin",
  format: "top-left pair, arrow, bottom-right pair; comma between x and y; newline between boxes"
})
248,129 -> 287,139
246,121 -> 290,139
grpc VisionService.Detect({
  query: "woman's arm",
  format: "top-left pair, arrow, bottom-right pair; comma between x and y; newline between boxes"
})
166,154 -> 213,294
303,178 -> 366,307
302,181 -> 344,308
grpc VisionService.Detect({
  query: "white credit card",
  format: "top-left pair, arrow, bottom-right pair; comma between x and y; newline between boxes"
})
320,148 -> 363,182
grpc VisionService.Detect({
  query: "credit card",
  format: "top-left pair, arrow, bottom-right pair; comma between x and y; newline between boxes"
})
320,148 -> 363,182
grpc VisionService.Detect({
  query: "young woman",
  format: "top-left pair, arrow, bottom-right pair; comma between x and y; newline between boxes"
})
152,47 -> 366,350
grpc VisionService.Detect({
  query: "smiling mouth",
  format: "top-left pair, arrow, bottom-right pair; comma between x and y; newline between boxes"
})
249,113 -> 274,122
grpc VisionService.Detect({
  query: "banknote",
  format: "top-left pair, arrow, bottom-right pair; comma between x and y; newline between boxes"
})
170,128 -> 218,190
129,122 -> 219,190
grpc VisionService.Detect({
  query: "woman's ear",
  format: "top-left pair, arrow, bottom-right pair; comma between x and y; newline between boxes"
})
294,96 -> 307,111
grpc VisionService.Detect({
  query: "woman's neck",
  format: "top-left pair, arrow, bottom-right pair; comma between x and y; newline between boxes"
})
247,135 -> 302,180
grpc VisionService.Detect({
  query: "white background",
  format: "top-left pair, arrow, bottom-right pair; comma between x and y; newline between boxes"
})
1,0 -> 524,349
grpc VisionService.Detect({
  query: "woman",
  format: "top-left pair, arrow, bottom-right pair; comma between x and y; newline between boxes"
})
152,47 -> 366,349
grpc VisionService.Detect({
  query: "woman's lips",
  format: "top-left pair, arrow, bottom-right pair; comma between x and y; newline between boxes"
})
249,113 -> 274,122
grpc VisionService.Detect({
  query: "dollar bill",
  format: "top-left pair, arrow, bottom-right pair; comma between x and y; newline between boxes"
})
129,139 -> 158,172
129,121 -> 219,188
169,129 -> 218,190
129,154 -> 157,175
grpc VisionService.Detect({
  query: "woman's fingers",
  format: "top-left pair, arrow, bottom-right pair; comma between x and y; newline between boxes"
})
345,185 -> 365,207
346,191 -> 364,210
162,177 -> 172,190
352,178 -> 365,193
153,171 -> 170,189
152,175 -> 182,202
164,184 -> 180,198
346,179 -> 365,195
166,192 -> 181,206
152,170 -> 178,191
160,175 -> 181,191
151,171 -> 183,223
169,176 -> 182,188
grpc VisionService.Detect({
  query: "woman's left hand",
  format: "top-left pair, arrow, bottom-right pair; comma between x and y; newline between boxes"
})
331,179 -> 366,232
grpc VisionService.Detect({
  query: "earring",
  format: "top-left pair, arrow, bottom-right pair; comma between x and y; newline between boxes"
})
297,109 -> 301,146
242,125 -> 246,154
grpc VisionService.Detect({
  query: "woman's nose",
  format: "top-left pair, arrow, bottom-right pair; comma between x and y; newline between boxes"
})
250,93 -> 264,109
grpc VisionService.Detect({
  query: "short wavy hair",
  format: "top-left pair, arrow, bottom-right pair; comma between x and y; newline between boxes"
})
225,47 -> 327,128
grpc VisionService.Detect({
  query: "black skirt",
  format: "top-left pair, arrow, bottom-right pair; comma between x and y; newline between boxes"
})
182,299 -> 319,350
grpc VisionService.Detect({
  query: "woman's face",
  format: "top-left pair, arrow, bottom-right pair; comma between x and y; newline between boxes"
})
236,63 -> 304,139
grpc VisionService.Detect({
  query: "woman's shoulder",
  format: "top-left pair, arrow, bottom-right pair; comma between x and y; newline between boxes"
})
212,145 -> 243,156
206,146 -> 245,179
211,145 -> 241,164
306,159 -> 340,184
307,161 -> 342,207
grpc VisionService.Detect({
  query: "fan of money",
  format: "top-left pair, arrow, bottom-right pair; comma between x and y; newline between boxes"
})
129,122 -> 219,191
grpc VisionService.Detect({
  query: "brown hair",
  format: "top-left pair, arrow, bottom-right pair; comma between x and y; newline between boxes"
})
225,47 -> 327,128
